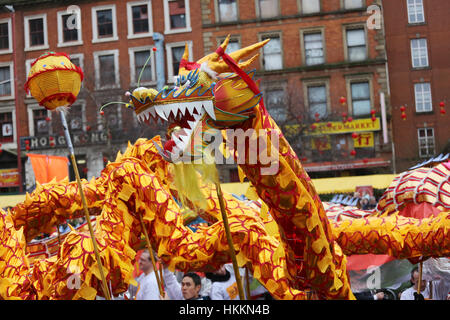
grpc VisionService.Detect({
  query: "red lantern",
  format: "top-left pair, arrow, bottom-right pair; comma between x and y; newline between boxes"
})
363,158 -> 369,164
342,112 -> 348,118
439,101 -> 445,115
310,123 -> 317,130
370,109 -> 376,115
350,150 -> 356,156
326,122 -> 332,128
371,116 -> 377,122
26,145 -> 30,151
339,97 -> 347,105
100,111 -> 105,116
400,106 -> 406,112
45,116 -> 51,122
351,132 -> 359,139
347,116 -> 353,122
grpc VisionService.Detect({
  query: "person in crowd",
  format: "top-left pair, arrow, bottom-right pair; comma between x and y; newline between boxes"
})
205,264 -> 242,300
353,290 -> 385,300
360,197 -> 370,210
367,196 -> 377,210
400,267 -> 430,300
163,271 -> 210,300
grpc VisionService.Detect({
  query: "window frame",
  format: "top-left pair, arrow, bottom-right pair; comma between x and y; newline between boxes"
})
129,45 -> 157,87
345,74 -> 374,117
0,61 -> 14,100
300,27 -> 326,66
410,38 -> 429,69
299,0 -> 321,14
27,103 -> 52,136
0,106 -> 16,148
255,0 -> 280,19
417,127 -> 435,158
264,88 -> 288,123
66,100 -> 87,132
407,0 -> 425,24
93,49 -> 120,90
414,82 -> 433,113
302,78 -> 330,121
0,18 -> 12,54
91,4 -> 118,43
216,35 -> 241,54
258,32 -> 283,71
24,14 -> 49,51
165,41 -> 193,83
343,24 -> 368,62
341,0 -> 365,10
57,9 -> 83,47
163,0 -> 192,34
127,0 -> 153,39
215,0 -> 239,23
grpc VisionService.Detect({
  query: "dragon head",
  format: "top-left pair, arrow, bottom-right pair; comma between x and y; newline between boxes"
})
126,35 -> 269,162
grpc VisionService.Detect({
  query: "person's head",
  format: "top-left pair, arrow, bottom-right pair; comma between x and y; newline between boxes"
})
410,267 -> 426,291
181,273 -> 202,300
369,196 -> 377,204
361,198 -> 369,205
353,192 -> 361,198
138,251 -> 153,275
213,264 -> 227,275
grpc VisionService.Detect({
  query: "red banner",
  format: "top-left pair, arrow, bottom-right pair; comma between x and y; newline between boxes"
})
0,168 -> 20,187
27,153 -> 69,184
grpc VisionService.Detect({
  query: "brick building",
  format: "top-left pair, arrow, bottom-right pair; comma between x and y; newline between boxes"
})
201,0 -> 393,180
383,0 -> 450,172
0,0 -> 397,193
0,0 -> 203,192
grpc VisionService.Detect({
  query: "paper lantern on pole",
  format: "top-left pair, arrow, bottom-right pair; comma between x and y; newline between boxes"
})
24,52 -> 84,110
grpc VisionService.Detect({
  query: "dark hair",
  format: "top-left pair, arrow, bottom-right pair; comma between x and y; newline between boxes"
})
183,272 -> 202,287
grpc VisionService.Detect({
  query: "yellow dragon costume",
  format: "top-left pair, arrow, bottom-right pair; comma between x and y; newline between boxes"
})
1,37 -> 449,300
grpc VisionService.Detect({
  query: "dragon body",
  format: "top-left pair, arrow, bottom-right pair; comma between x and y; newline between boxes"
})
1,37 -> 449,299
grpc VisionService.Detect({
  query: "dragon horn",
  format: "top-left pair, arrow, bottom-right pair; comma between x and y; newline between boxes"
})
205,38 -> 270,74
178,42 -> 191,76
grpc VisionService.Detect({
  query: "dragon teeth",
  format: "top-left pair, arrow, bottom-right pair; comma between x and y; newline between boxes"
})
155,106 -> 167,121
202,101 -> 215,120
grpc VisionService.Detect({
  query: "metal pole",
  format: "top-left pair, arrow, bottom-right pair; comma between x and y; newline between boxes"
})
153,32 -> 165,91
9,6 -> 23,193
60,110 -> 111,300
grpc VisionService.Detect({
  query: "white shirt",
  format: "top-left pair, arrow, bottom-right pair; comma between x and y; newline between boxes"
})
135,271 -> 162,300
400,285 -> 430,300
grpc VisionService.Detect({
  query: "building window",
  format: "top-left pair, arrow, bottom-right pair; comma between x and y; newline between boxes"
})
307,85 -> 327,119
0,63 -> 12,98
218,0 -> 238,22
67,104 -> 86,132
92,5 -> 118,43
257,0 -> 279,19
0,18 -> 11,53
346,28 -> 367,61
417,128 -> 435,158
301,0 -> 320,14
265,89 -> 287,122
57,11 -> 82,47
344,0 -> 364,9
407,0 -> 425,24
94,50 -> 120,89
414,82 -> 432,112
0,111 -> 13,143
410,38 -> 428,68
129,46 -> 155,85
164,0 -> 191,33
350,81 -> 371,116
166,41 -> 192,83
261,34 -> 282,71
127,1 -> 153,38
24,14 -> 48,51
304,32 -> 324,65
33,109 -> 50,136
